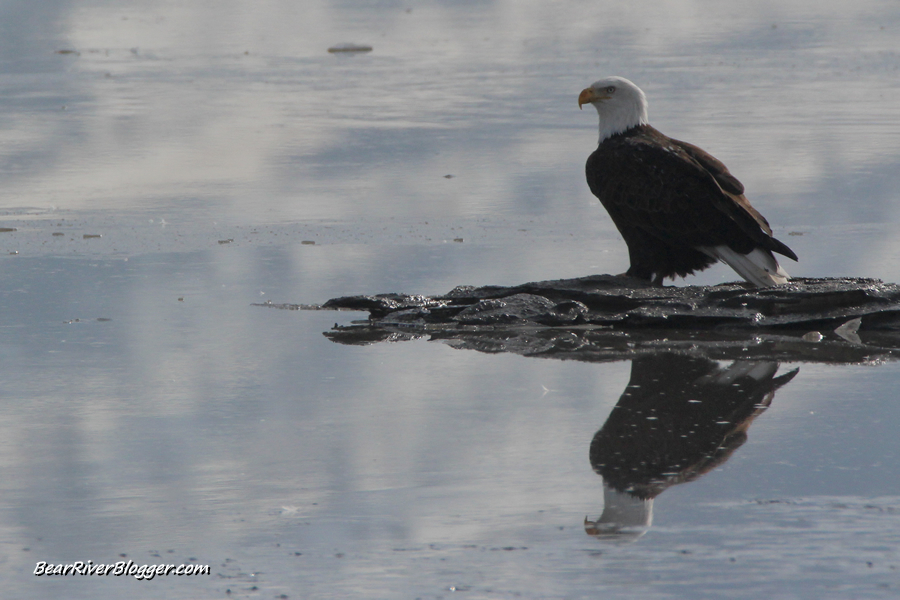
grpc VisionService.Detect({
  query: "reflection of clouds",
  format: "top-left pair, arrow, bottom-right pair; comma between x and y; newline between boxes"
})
0,0 -> 896,245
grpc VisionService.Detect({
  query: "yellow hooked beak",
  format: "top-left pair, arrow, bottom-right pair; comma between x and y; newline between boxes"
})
578,87 -> 610,109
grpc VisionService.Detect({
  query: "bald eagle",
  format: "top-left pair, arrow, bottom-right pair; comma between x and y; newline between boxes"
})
579,76 -> 797,287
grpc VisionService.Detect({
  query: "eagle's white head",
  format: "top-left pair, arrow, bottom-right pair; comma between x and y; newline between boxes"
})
579,76 -> 649,143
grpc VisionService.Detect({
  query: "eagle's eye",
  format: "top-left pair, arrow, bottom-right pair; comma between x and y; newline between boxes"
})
606,86 -> 616,94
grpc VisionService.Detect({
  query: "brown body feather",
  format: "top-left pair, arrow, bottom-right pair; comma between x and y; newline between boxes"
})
585,124 -> 797,284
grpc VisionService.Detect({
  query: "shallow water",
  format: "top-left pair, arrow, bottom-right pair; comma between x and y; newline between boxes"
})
2,1 -> 900,599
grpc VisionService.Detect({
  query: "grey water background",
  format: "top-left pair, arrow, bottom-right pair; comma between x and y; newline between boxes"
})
1,1 -> 899,598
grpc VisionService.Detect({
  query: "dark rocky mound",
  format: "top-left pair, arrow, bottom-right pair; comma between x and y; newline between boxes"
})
312,276 -> 900,329
257,276 -> 900,363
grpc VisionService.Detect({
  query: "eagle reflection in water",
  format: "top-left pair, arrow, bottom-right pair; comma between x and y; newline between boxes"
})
585,354 -> 798,540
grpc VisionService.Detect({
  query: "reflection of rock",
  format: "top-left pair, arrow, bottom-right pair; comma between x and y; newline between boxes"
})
324,325 -> 898,364
583,355 -> 797,539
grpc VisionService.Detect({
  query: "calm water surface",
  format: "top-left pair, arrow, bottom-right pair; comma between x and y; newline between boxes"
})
1,1 -> 899,599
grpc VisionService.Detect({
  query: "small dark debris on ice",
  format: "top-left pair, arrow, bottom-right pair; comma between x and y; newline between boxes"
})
327,43 -> 373,54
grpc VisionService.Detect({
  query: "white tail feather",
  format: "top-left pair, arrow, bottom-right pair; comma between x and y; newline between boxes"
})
699,246 -> 790,287
697,361 -> 779,386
